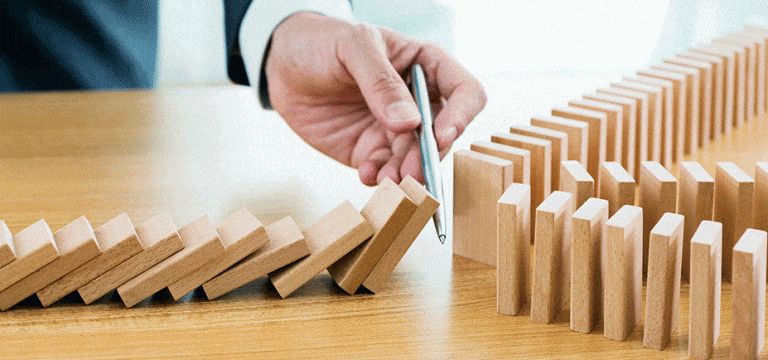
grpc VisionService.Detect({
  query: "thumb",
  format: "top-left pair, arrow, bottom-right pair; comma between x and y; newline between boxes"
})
337,26 -> 421,133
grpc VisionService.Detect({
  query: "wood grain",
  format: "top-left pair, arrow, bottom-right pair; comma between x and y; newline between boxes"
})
0,221 -> 16,269
582,92 -> 637,175
679,51 -> 725,140
491,132 -> 550,216
636,69 -> 687,163
568,98 -> 623,164
664,56 -> 714,149
604,205 -> 643,341
598,161 -> 636,216
651,63 -> 701,154
689,45 -> 737,134
530,115 -> 589,169
508,124 -> 567,191
713,161 -> 754,282
731,229 -> 767,360
570,197 -> 608,333
755,162 -> 768,234
689,220 -> 722,360
678,162 -> 714,281
639,161 -> 678,275
596,86 -> 650,177
551,106 -> 607,180
0,219 -> 59,292
470,141 -> 531,186
614,79 -> 664,168
497,183 -> 531,316
559,160 -> 594,209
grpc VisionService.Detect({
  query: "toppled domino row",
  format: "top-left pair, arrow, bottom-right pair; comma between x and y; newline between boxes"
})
0,176 -> 438,310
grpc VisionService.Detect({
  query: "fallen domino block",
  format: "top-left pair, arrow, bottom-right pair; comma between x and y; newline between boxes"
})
167,208 -> 268,300
530,115 -> 588,168
0,216 -> 100,311
269,201 -> 374,298
508,124 -> 567,192
598,161 -> 635,217
559,160 -> 594,209
568,98 -> 623,164
689,221 -> 722,360
678,162 -> 714,281
639,161 -> 677,275
714,162 -> 754,282
551,106 -> 606,180
470,141 -> 531,186
0,220 -> 58,292
497,183 -> 531,316
0,221 -> 16,268
582,92 -> 637,175
202,216 -> 310,300
570,197 -> 608,333
604,205 -> 643,341
731,229 -> 767,360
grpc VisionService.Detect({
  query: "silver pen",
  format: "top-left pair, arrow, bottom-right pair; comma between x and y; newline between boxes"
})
409,64 -> 447,244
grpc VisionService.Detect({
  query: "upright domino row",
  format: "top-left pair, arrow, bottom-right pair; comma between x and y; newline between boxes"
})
0,176 -> 438,310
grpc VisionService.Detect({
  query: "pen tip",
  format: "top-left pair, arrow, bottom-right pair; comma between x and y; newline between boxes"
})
438,234 -> 446,244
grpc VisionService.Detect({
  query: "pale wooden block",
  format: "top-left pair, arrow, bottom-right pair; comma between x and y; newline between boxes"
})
651,63 -> 701,154
742,27 -> 768,111
614,79 -> 664,167
689,221 -> 722,360
117,215 -> 225,307
530,115 -> 588,168
731,229 -> 767,360
595,86 -> 650,178
328,178 -> 417,294
0,220 -> 58,292
570,198 -> 608,333
643,213 -> 684,350
639,161 -> 677,276
551,106 -> 607,180
453,149 -> 515,263
598,162 -> 636,217
636,68 -> 687,163
508,124 -> 567,191
167,208 -> 268,300
735,31 -> 767,114
363,176 -> 440,293
582,93 -> 637,175
0,216 -> 100,311
713,161 -> 754,282
678,162 -> 714,282
755,163 -> 768,233
604,205 -> 643,342
707,43 -> 747,128
568,98 -> 623,164
491,133 -> 549,223
531,191 -> 574,324
497,183 -> 531,316
690,44 -> 740,133
664,56 -> 714,149
78,213 -> 184,305
470,141 -> 531,185
559,160 -> 594,209
715,36 -> 757,121
37,213 -> 142,307
0,221 -> 16,268
202,216 -> 310,300
679,51 -> 726,140
269,201 -> 374,298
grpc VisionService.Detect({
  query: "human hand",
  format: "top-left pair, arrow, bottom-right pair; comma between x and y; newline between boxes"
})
265,12 -> 486,185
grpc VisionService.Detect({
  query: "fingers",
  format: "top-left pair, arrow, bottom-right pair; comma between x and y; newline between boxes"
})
399,142 -> 424,184
358,148 -> 392,186
376,132 -> 414,184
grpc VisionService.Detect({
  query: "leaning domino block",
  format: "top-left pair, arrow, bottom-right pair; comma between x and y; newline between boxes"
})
470,141 -> 531,186
530,115 -> 588,168
491,132 -> 549,216
269,201 -> 374,298
508,125 -> 567,192
714,162 -> 754,282
604,205 -> 643,342
643,213 -> 684,350
568,98 -> 623,164
0,220 -> 58,293
551,106 -> 607,180
731,229 -> 767,360
570,197 -> 608,333
497,183 -> 531,316
559,160 -> 593,209
582,92 -> 637,174
639,161 -> 677,276
0,221 -> 16,268
689,221 -> 722,360
598,162 -> 635,217
678,162 -> 714,281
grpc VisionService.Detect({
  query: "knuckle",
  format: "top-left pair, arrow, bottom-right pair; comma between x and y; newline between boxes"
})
369,69 -> 403,96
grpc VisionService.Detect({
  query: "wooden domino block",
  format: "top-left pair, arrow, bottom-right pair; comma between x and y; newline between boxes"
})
664,56 -> 713,149
613,79 -> 663,167
643,213 -> 684,350
742,27 -> 768,111
0,216 -> 100,311
551,106 -> 606,180
328,178 -> 417,294
636,68 -> 687,163
568,98 -> 623,164
679,162 -> 714,281
559,160 -> 594,209
734,31 -> 767,114
679,51 -> 726,140
639,161 -> 677,275
651,63 -> 700,154
714,162 -> 754,282
715,36 -> 757,121
604,205 -> 643,341
755,162 -> 768,233
497,183 -> 531,316
363,176 -> 439,293
731,229 -> 767,360
598,162 -> 636,216
508,125 -> 567,191
570,197 -> 608,333
37,213 -> 143,307
690,45 -> 739,133
530,115 -> 588,168
689,221 -> 722,360
531,191 -> 574,324
167,208 -> 269,300
0,221 -> 16,268
117,215 -> 225,307
453,149 -> 515,263
490,133 -> 548,218
202,216 -> 310,300
78,213 -> 184,305
0,220 -> 58,292
470,141 -> 531,185
582,92 -> 637,175
707,42 -> 747,128
595,86 -> 650,178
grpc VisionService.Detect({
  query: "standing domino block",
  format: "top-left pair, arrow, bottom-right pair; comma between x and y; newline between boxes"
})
559,160 -> 594,209
551,106 -> 607,180
714,162 -> 754,282
690,45 -> 738,133
531,191 -> 574,324
497,183 -> 531,315
582,93 -> 637,175
568,98 -> 623,164
363,176 -> 439,293
679,51 -> 725,140
755,163 -> 768,233
453,149 -> 515,264
643,213 -> 684,350
689,221 -> 722,360
598,162 -> 636,217
664,57 -> 713,149
604,205 -> 643,342
202,216 -> 310,300
470,141 -> 531,185
491,133 -> 549,211
706,43 -> 746,128
38,213 -> 142,307
714,36 -> 757,121
530,115 -> 588,168
269,201 -> 374,298
78,213 -> 184,305
167,208 -> 269,300
570,198 -> 608,333
736,30 -> 767,113
636,69 -> 687,162
508,125 -> 567,191
117,215 -> 225,307
614,79 -> 664,167
0,220 -> 58,292
679,162 -> 714,281
639,161 -> 677,275
731,229 -> 767,360
328,178 -> 417,294
595,87 -> 650,178
0,216 -> 100,311
0,221 -> 16,268
651,63 -> 701,154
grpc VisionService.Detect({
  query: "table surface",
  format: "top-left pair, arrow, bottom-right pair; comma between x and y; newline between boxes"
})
1,85 -> 767,359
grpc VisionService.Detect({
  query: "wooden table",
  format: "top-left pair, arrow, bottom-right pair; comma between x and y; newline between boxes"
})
0,86 -> 766,359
